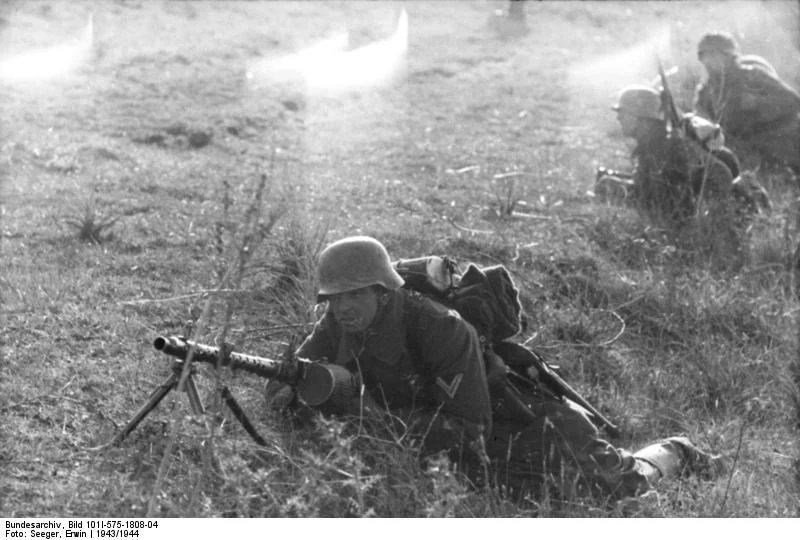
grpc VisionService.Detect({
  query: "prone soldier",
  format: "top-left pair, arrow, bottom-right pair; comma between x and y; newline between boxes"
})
266,236 -> 725,502
598,84 -> 769,268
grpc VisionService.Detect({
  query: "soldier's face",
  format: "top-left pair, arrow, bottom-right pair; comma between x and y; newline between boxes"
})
699,50 -> 727,75
328,286 -> 382,333
617,110 -> 638,137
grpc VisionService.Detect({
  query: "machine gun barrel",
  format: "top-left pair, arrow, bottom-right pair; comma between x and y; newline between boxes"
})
153,335 -> 304,384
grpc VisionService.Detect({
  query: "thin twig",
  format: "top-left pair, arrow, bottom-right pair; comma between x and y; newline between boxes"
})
1,377 -> 77,413
715,419 -> 746,516
445,165 -> 479,175
118,289 -> 245,305
146,417 -> 181,518
507,211 -> 553,221
592,309 -> 627,347
492,171 -> 536,180
443,216 -> 493,235
249,323 -> 314,334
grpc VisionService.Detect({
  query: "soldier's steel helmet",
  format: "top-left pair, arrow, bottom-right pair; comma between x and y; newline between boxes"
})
316,236 -> 404,298
612,85 -> 663,120
697,32 -> 740,57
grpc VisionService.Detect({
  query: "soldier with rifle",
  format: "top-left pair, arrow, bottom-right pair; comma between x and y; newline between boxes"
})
597,72 -> 767,269
258,236 -> 724,502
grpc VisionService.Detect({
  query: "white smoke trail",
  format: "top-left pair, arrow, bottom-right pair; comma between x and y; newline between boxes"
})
0,14 -> 94,84
568,25 -> 673,91
247,8 -> 408,95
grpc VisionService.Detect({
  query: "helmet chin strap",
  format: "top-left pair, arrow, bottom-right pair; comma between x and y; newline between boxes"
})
361,289 -> 391,333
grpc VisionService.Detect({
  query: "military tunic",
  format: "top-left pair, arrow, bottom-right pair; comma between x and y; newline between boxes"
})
694,55 -> 800,170
297,288 -> 493,456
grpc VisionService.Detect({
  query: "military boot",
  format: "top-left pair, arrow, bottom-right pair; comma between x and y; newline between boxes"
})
633,436 -> 726,482
664,436 -> 727,480
633,440 -> 684,482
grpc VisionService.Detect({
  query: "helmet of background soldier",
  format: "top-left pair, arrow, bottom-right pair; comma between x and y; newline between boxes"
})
697,32 -> 741,58
611,85 -> 663,120
316,236 -> 404,299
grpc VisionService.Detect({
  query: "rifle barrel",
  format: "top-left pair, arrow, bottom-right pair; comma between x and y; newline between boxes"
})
656,55 -> 682,130
536,363 -> 621,438
495,341 -> 620,438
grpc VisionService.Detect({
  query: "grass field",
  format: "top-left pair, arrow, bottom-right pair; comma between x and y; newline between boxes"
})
2,0 -> 799,518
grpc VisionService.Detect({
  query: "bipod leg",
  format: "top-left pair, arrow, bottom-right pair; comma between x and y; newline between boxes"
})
220,387 -> 268,447
182,373 -> 205,416
107,368 -> 180,447
177,371 -> 225,475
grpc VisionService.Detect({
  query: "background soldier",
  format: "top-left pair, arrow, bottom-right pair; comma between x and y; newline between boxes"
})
507,0 -> 527,23
693,31 -> 800,173
488,0 -> 529,38
600,84 -> 746,268
267,236 -> 724,502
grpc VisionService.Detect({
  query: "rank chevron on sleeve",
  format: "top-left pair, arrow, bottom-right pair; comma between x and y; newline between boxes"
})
436,373 -> 463,399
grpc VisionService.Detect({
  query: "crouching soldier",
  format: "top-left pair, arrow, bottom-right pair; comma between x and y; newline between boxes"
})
693,31 -> 800,173
267,236 -> 724,502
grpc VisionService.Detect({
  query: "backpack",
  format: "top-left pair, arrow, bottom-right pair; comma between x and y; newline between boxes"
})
392,256 -> 620,435
393,256 -> 545,425
392,256 -> 523,347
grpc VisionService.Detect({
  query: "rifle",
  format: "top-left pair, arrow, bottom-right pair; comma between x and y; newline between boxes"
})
494,341 -> 621,439
656,54 -> 741,194
107,336 -> 356,447
656,54 -> 683,133
656,55 -> 727,149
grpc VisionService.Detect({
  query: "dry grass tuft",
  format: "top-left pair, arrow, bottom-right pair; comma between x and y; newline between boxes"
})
64,198 -> 120,245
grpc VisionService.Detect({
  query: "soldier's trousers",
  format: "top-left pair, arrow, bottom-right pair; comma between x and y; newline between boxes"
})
485,396 -> 697,501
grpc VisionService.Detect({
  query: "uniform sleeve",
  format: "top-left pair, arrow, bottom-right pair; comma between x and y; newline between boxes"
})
265,314 -> 335,411
296,314 -> 335,362
413,308 -> 493,454
693,82 -> 716,121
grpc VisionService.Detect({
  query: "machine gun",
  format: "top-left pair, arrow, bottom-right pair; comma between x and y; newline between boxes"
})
107,336 -> 356,447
